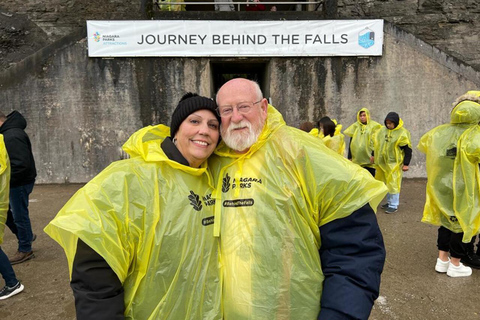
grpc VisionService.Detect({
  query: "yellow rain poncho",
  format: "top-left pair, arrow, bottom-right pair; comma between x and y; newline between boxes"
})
344,108 -> 382,167
418,96 -> 480,238
322,133 -> 345,155
209,105 -> 387,320
373,118 -> 411,193
309,119 -> 345,155
157,0 -> 185,11
0,134 -> 10,245
454,125 -> 480,241
45,125 -> 221,320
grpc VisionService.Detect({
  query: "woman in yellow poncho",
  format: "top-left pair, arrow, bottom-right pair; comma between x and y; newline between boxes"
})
372,112 -> 412,214
319,117 -> 345,156
0,134 -> 25,300
45,93 -> 222,319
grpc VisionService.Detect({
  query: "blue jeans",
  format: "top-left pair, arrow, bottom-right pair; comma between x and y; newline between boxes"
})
6,182 -> 34,252
386,193 -> 400,209
0,247 -> 17,287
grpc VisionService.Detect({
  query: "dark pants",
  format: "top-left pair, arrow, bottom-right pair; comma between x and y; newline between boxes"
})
0,247 -> 17,287
6,182 -> 34,253
437,226 -> 467,259
363,166 -> 376,177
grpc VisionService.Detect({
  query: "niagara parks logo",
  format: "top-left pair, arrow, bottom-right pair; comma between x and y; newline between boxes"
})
93,32 -> 101,42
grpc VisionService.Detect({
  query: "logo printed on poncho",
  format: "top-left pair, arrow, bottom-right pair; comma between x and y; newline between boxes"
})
187,191 -> 216,212
188,191 -> 203,211
449,216 -> 458,222
445,146 -> 457,158
222,173 -> 262,192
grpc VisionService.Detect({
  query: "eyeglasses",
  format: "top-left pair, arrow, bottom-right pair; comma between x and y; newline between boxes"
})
216,99 -> 263,117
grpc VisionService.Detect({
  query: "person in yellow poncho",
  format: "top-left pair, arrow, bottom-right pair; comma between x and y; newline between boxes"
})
211,78 -> 388,320
318,117 -> 345,156
454,123 -> 480,263
418,91 -> 480,277
0,134 -> 25,300
344,108 -> 382,176
372,112 -> 412,214
45,93 -> 222,319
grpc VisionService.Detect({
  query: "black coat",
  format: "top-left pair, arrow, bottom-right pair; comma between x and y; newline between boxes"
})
0,111 -> 37,187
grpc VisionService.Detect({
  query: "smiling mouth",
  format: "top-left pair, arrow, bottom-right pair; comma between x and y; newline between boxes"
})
192,140 -> 209,147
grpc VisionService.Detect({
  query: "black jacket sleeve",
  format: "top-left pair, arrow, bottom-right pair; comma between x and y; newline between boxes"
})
71,239 -> 125,320
400,145 -> 412,166
347,138 -> 352,160
318,204 -> 386,320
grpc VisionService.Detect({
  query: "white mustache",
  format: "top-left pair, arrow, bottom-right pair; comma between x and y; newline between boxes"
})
227,121 -> 252,133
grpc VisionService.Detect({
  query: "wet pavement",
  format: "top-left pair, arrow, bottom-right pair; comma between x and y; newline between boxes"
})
0,179 -> 478,319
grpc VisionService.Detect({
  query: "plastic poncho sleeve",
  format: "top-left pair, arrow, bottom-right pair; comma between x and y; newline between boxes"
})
453,126 -> 480,242
0,135 -> 10,245
44,161 -> 141,282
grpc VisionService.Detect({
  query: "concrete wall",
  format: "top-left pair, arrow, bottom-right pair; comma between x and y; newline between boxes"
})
1,22 -> 479,183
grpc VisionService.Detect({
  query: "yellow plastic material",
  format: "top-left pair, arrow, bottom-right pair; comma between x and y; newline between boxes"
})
45,125 -> 221,320
157,0 -> 185,11
373,118 -> 411,193
0,135 -> 10,245
418,99 -> 480,238
309,119 -> 345,155
209,105 -> 387,320
454,125 -> 480,242
322,133 -> 345,155
344,108 -> 382,167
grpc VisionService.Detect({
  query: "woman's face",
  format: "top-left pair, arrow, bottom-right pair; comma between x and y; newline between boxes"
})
175,109 -> 220,167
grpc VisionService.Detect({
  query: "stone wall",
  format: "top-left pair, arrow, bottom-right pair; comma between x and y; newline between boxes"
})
2,0 -> 480,71
1,21 -> 479,182
332,0 -> 480,70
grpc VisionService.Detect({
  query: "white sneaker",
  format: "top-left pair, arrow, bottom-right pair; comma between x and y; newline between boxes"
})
435,258 -> 449,273
447,262 -> 472,278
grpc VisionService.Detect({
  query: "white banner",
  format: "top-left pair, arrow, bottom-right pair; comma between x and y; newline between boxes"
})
87,20 -> 383,57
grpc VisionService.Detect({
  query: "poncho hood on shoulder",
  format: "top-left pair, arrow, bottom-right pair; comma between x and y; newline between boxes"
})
450,91 -> 480,124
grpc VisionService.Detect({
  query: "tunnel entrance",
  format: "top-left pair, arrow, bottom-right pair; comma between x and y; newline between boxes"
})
210,60 -> 270,99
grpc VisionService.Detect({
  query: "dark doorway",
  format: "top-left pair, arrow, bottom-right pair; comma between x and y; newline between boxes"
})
210,60 -> 270,98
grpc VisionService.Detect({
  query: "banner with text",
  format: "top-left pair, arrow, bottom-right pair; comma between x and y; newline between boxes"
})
87,20 -> 383,57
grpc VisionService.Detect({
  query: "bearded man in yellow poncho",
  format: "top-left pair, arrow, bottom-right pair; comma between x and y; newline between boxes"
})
211,78 -> 388,320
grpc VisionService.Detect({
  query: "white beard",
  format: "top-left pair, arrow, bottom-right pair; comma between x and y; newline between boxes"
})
221,119 -> 263,152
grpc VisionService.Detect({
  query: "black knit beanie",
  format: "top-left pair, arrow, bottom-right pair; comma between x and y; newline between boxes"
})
170,93 -> 220,138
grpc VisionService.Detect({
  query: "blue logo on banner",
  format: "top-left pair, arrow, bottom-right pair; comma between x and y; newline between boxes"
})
358,28 -> 375,49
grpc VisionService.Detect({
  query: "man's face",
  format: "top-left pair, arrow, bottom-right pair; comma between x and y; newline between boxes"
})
217,79 -> 268,153
359,111 -> 367,124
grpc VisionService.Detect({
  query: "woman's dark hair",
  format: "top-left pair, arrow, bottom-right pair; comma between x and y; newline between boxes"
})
317,116 -> 331,129
321,119 -> 336,137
